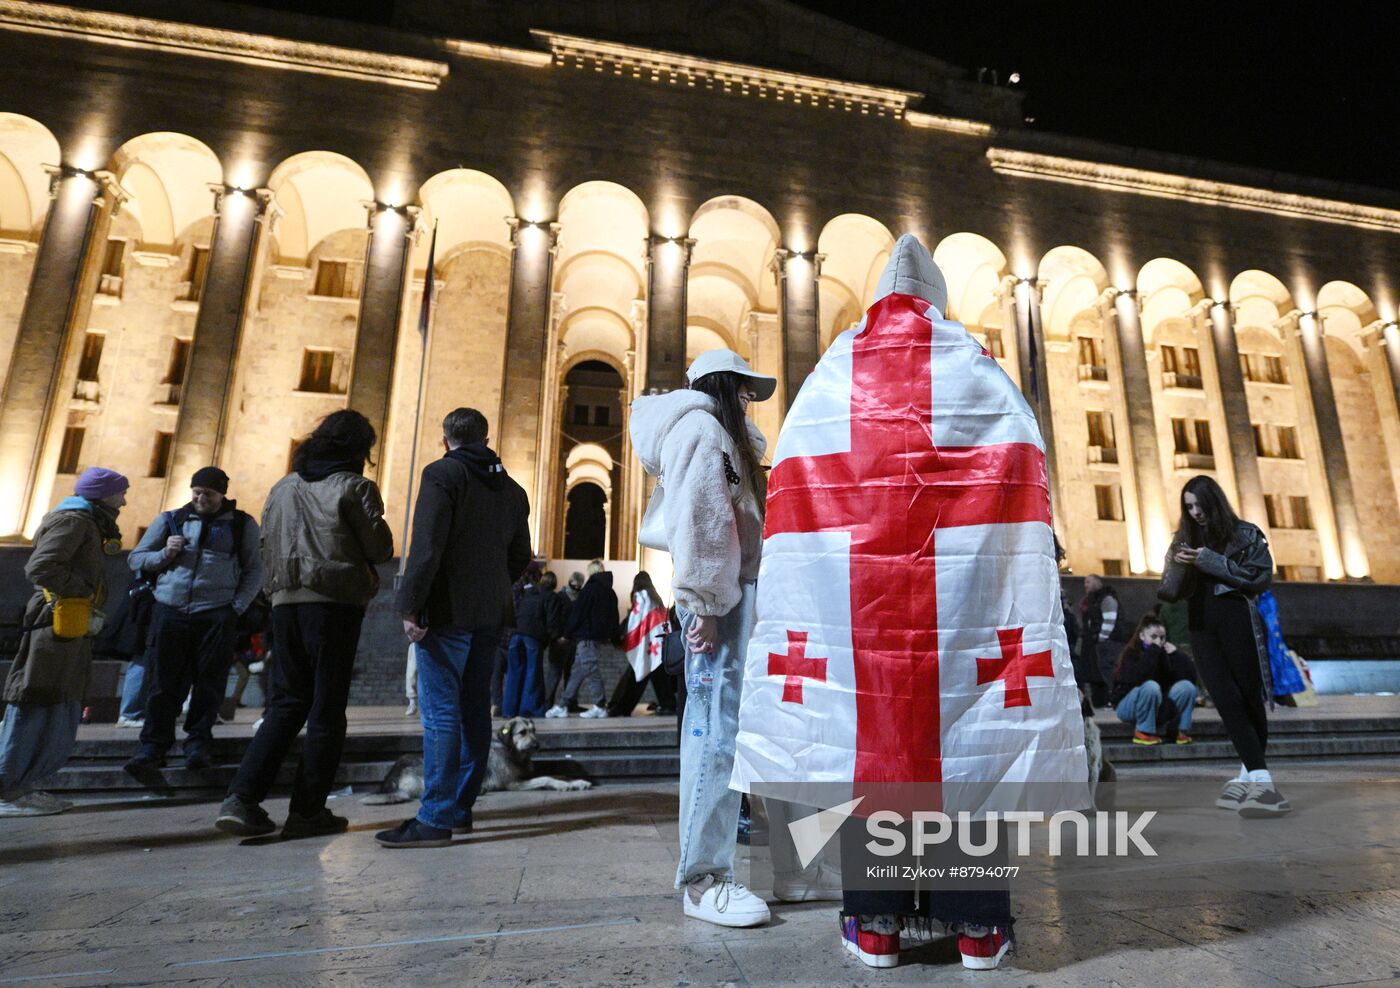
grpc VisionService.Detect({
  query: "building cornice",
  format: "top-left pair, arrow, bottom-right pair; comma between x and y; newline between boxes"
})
531,29 -> 920,117
0,0 -> 448,89
906,111 -> 993,138
986,148 -> 1400,234
440,37 -> 552,68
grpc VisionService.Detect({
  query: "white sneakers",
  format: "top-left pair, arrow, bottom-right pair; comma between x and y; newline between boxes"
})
580,705 -> 609,719
0,791 -> 71,816
683,875 -> 771,927
544,705 -> 568,719
404,699 -> 418,717
115,717 -> 144,728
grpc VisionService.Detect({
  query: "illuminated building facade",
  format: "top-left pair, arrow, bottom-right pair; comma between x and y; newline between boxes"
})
2,0 -> 1399,587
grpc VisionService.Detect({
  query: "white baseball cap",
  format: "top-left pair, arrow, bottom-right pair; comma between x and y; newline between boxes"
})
685,348 -> 777,402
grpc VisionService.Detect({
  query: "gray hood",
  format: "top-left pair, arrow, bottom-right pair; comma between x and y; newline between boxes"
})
630,389 -> 767,476
873,233 -> 948,313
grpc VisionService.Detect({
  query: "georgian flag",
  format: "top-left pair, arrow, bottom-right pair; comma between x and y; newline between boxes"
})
732,235 -> 1090,817
623,594 -> 668,681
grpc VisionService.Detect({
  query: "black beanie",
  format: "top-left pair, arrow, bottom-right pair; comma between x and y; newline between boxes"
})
191,466 -> 229,494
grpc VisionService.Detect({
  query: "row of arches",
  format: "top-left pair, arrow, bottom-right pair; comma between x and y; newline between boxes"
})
3,112 -> 1398,582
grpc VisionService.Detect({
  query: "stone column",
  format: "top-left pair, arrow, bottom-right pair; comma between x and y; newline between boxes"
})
348,202 -> 416,476
1376,323 -> 1400,511
1208,301 -> 1268,527
1381,323 -> 1400,424
774,249 -> 823,410
1012,277 -> 1062,530
1112,289 -> 1172,568
644,235 -> 694,392
0,166 -> 111,536
497,218 -> 559,514
165,185 -> 271,497
1297,310 -> 1369,578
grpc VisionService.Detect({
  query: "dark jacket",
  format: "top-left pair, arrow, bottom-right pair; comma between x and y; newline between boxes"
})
515,584 -> 565,643
394,448 -> 532,631
564,572 -> 618,642
1158,521 -> 1274,700
128,502 -> 263,615
260,470 -> 395,607
1110,643 -> 1179,706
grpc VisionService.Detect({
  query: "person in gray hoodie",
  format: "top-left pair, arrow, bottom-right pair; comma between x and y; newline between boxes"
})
629,348 -> 774,929
124,466 -> 262,775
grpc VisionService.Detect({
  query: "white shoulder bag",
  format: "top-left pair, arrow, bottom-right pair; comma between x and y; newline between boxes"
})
638,476 -> 668,551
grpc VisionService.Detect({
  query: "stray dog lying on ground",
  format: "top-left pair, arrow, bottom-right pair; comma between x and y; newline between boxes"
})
363,716 -> 592,804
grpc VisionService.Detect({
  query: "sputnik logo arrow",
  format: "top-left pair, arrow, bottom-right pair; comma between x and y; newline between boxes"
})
786,796 -> 865,869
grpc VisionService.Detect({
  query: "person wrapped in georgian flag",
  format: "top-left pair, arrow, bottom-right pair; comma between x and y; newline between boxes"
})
623,576 -> 668,683
732,235 -> 1089,971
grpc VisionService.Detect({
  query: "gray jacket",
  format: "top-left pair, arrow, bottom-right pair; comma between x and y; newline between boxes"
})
128,503 -> 263,615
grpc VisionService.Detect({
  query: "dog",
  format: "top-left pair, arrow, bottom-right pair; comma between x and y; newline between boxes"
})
1081,688 -> 1116,809
363,716 -> 592,804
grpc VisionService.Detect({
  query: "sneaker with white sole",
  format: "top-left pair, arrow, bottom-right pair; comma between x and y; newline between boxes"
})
1215,778 -> 1250,810
544,705 -> 568,719
115,717 -> 144,729
579,705 -> 609,719
1238,782 -> 1290,818
0,791 -> 70,816
683,875 -> 771,928
404,699 -> 417,717
23,791 -> 72,814
958,924 -> 1011,970
841,914 -> 900,967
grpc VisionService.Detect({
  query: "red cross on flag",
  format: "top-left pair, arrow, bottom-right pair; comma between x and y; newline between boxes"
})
732,235 -> 1090,817
623,593 -> 668,681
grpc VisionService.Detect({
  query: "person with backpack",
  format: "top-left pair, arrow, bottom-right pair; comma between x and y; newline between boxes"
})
123,466 -> 263,776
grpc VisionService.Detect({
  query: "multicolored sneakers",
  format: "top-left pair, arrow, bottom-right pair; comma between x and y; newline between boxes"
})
957,924 -> 1011,970
1132,730 -> 1162,745
841,915 -> 900,968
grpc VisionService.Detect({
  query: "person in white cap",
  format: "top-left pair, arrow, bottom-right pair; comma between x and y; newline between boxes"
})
630,348 -> 776,928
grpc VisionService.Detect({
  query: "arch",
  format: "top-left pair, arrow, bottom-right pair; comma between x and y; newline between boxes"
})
1038,246 -> 1110,341
1317,280 -> 1378,362
933,232 -> 1007,323
818,213 -> 895,347
1137,258 -> 1205,345
565,441 -> 615,495
556,181 -> 648,279
109,133 -> 223,250
267,151 -> 374,263
687,195 -> 780,362
563,482 -> 608,560
1229,269 -> 1294,336
553,181 -> 649,367
415,168 -> 514,273
0,114 -> 61,237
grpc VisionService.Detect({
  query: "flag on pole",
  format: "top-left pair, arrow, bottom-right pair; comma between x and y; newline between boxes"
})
419,222 -> 438,342
731,235 -> 1089,817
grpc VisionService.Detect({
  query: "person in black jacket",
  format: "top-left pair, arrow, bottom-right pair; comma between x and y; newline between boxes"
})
1077,575 -> 1125,707
376,407 -> 532,848
1110,614 -> 1198,745
542,573 -> 580,713
503,567 -> 561,718
1160,475 -> 1283,817
548,560 -> 616,719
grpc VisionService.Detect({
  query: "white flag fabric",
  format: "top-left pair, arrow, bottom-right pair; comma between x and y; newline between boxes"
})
732,235 -> 1089,817
623,594 -> 668,681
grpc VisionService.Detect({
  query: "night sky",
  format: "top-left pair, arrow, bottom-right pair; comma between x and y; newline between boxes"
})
244,1 -> 1397,194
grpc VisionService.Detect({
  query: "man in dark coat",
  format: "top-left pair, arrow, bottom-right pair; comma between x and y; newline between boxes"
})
376,407 -> 531,848
553,561 -> 618,718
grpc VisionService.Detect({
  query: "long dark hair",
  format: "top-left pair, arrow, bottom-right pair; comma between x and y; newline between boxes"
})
1113,613 -> 1166,683
1175,475 -> 1240,551
293,409 -> 377,473
632,571 -> 664,611
690,370 -> 763,503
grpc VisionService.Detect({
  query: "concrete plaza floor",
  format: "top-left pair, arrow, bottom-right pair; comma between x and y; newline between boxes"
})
1,759 -> 1399,986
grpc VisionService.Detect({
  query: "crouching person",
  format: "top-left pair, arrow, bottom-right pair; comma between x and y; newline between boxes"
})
217,410 -> 393,838
1,468 -> 128,816
1111,615 -> 1199,746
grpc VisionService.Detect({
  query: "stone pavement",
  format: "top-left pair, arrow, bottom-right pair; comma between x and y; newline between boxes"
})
2,759 -> 1399,986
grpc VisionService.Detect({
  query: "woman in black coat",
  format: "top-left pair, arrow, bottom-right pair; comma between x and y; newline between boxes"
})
1159,475 -> 1285,817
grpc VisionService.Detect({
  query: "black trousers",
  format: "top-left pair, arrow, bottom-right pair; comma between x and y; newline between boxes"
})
841,819 -> 1013,930
140,603 -> 237,755
1190,595 -> 1268,770
607,665 -> 677,716
544,638 -> 576,708
228,602 -> 365,816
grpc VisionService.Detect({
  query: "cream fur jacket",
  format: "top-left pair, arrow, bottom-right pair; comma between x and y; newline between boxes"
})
630,390 -> 767,617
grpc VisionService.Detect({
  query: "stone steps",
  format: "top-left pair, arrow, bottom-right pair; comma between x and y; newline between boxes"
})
45,713 -> 1399,795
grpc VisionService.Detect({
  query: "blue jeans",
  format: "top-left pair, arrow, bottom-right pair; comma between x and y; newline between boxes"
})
675,581 -> 756,888
120,655 -> 149,721
502,634 -> 545,718
0,700 -> 82,797
1115,680 -> 1198,735
416,626 -> 498,832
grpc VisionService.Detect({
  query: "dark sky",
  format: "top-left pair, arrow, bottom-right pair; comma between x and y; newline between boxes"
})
244,1 -> 1398,193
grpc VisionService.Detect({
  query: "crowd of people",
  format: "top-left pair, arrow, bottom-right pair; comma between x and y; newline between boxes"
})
0,318 -> 1293,972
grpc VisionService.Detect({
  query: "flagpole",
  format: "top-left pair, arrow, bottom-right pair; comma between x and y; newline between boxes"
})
396,221 -> 438,583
